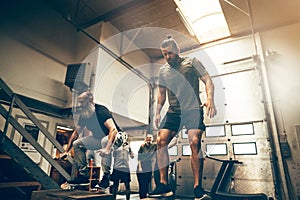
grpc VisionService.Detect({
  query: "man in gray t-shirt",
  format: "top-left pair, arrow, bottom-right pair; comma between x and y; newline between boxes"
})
149,35 -> 217,200
110,138 -> 134,200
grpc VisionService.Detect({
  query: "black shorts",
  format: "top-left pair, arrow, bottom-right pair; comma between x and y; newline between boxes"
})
110,168 -> 131,183
160,109 -> 206,132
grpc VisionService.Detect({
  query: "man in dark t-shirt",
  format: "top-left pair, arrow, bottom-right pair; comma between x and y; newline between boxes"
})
136,134 -> 157,199
62,90 -> 125,186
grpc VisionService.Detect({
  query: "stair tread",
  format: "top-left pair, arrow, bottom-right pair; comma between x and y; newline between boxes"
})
0,181 -> 41,190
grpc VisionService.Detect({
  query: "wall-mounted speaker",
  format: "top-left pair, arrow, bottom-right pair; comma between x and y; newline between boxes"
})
64,63 -> 90,91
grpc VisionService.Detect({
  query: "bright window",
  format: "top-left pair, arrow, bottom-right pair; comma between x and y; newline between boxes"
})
174,0 -> 231,43
182,144 -> 191,156
205,125 -> 226,137
206,143 -> 227,155
233,142 -> 257,155
231,123 -> 254,136
168,145 -> 178,156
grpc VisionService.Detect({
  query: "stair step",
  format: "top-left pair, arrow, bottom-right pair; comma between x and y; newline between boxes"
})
0,154 -> 11,159
0,181 -> 41,190
31,189 -> 113,200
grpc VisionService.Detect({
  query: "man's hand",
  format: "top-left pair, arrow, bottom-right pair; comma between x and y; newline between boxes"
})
60,152 -> 68,160
155,113 -> 161,129
130,152 -> 134,159
202,98 -> 217,118
98,148 -> 111,157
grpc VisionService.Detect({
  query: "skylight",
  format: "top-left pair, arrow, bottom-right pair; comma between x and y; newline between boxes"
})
174,0 -> 231,43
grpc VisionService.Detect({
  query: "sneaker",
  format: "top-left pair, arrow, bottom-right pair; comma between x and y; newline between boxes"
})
194,185 -> 211,200
199,194 -> 212,200
94,184 -> 109,194
148,183 -> 174,197
90,179 -> 98,188
98,174 -> 110,189
68,175 -> 89,186
113,132 -> 127,148
60,181 -> 71,190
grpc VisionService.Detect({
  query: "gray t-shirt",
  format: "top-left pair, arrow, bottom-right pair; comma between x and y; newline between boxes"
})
158,57 -> 208,113
113,143 -> 132,169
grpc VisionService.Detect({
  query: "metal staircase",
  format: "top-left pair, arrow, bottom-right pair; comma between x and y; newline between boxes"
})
0,77 -> 74,199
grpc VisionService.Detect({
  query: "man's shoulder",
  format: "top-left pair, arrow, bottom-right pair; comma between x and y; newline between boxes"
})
181,57 -> 194,66
95,103 -> 105,108
95,104 -> 112,117
95,104 -> 109,111
160,63 -> 170,70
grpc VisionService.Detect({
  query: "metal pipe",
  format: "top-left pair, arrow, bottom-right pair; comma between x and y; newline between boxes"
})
59,11 -> 155,132
63,16 -> 150,83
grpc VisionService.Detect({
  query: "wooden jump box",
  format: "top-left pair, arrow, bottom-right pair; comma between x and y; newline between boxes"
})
31,189 -> 113,200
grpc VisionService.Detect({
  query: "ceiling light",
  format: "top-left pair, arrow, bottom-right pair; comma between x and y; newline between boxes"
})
174,0 -> 231,43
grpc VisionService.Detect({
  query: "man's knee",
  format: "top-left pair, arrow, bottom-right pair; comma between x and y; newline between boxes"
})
157,137 -> 169,148
189,137 -> 201,151
73,139 -> 85,150
157,131 -> 173,147
101,136 -> 109,148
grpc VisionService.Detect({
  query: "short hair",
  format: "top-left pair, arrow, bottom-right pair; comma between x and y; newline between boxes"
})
77,91 -> 93,103
74,82 -> 89,95
160,34 -> 179,53
146,134 -> 153,138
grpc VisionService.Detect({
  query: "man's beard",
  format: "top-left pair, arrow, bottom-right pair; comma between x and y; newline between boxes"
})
80,103 -> 95,119
167,54 -> 179,67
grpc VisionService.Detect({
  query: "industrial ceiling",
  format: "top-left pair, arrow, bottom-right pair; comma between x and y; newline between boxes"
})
1,0 -> 300,62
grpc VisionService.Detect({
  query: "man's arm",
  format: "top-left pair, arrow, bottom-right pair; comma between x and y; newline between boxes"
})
155,86 -> 167,128
99,118 -> 118,156
200,74 -> 217,118
60,125 -> 82,158
129,146 -> 134,159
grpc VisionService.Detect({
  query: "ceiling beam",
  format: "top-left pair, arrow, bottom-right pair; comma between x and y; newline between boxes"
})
79,0 -> 152,29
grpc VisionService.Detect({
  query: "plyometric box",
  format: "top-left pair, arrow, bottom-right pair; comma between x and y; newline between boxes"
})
31,189 -> 113,200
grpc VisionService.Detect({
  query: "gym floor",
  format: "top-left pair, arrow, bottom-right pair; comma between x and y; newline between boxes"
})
116,193 -> 193,199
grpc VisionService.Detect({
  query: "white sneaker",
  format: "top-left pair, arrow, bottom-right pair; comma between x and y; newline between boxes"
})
195,194 -> 212,200
60,182 -> 71,190
113,132 -> 127,148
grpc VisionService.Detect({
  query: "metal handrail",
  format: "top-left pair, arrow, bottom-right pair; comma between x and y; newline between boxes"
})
0,77 -> 73,181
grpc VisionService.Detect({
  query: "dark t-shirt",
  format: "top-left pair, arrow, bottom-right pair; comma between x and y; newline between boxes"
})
138,143 -> 157,172
78,104 -> 122,139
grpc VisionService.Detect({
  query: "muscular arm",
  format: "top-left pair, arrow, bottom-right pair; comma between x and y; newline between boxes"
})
155,86 -> 167,127
61,125 -> 83,157
200,74 -> 217,118
102,118 -> 118,154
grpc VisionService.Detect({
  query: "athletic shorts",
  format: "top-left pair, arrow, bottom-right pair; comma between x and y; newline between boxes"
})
160,109 -> 206,132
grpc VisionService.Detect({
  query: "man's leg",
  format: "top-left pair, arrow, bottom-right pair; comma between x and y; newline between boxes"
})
153,167 -> 160,188
111,180 -> 119,199
70,136 -> 101,184
149,129 -> 175,197
137,172 -> 144,198
72,139 -> 88,177
124,181 -> 131,200
99,136 -> 112,188
188,129 -> 209,199
188,129 -> 203,187
157,129 -> 173,184
137,171 -> 151,199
